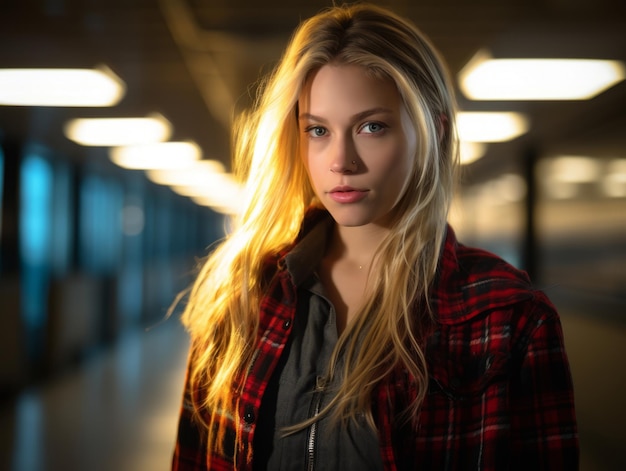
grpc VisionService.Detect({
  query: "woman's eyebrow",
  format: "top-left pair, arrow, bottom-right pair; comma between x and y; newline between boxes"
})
298,112 -> 327,123
351,107 -> 393,121
299,107 -> 393,123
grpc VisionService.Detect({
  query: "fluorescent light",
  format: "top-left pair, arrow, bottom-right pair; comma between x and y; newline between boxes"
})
170,172 -> 243,214
170,172 -> 240,197
146,159 -> 226,185
110,141 -> 201,170
0,66 -> 125,106
601,158 -> 626,197
191,190 -> 243,214
476,173 -> 527,206
457,111 -> 529,142
459,51 -> 626,100
192,197 -> 242,215
549,156 -> 602,183
64,113 -> 172,146
602,175 -> 626,198
607,158 -> 626,179
539,155 -> 604,199
459,141 -> 487,165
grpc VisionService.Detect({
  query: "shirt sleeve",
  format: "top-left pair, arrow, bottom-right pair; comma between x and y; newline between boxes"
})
509,293 -> 579,470
171,354 -> 208,471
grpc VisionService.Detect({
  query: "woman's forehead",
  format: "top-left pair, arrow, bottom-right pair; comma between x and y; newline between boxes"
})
299,64 -> 400,112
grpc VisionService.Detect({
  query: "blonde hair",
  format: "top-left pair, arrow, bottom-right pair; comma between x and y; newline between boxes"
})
181,2 -> 459,459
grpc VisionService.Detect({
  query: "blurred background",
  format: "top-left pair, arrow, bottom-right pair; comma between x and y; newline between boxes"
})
0,0 -> 624,470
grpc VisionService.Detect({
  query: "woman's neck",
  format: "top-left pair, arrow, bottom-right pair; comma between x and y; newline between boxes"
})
318,223 -> 389,334
326,223 -> 389,270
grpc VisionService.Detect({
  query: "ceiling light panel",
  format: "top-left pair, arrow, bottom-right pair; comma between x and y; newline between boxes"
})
146,159 -> 226,186
457,111 -> 530,142
0,66 -> 125,106
110,141 -> 201,170
459,51 -> 626,100
64,114 -> 172,146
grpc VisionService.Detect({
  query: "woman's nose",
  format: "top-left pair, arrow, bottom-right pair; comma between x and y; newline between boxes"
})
329,136 -> 358,173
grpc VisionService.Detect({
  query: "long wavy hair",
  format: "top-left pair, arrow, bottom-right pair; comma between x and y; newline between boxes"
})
181,2 -> 459,460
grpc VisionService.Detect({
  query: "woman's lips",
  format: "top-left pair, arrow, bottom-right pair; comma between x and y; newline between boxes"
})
327,186 -> 369,203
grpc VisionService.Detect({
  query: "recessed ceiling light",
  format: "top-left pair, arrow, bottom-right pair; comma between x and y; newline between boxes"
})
549,156 -> 602,183
191,196 -> 242,215
459,141 -> 487,165
170,172 -> 240,198
459,51 -> 626,100
602,159 -> 626,197
110,141 -> 201,170
172,172 -> 243,215
457,111 -> 529,142
146,159 -> 226,186
64,113 -> 172,146
0,66 -> 125,106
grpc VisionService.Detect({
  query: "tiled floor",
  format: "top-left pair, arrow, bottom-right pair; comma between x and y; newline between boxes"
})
0,319 -> 189,471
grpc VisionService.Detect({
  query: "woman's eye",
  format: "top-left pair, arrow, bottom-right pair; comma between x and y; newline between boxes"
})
361,122 -> 385,134
306,126 -> 327,137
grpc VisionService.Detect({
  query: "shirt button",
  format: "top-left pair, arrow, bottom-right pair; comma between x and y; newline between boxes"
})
243,407 -> 255,424
282,319 -> 291,330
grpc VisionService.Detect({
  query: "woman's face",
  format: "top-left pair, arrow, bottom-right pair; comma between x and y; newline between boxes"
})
298,64 -> 417,229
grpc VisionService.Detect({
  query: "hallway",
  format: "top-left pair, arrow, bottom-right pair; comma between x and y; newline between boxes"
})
0,319 -> 189,471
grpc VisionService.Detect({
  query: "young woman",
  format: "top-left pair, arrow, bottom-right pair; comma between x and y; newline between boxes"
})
172,4 -> 578,470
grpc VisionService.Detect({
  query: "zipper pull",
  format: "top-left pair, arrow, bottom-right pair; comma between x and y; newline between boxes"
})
315,375 -> 326,392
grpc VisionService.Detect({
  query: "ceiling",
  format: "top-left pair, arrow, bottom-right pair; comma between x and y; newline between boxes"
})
1,0 -> 625,186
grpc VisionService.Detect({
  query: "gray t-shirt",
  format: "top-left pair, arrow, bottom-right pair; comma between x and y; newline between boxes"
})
253,220 -> 384,471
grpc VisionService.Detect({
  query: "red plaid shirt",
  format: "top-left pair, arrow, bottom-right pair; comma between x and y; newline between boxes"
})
173,214 -> 578,470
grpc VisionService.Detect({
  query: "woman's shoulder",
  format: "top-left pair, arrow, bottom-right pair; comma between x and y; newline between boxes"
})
432,226 -> 555,326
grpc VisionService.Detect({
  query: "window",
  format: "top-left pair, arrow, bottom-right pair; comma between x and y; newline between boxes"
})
20,152 -> 53,331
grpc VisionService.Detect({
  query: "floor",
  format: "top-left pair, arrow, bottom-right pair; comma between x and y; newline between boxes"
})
0,310 -> 622,470
0,318 -> 189,471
